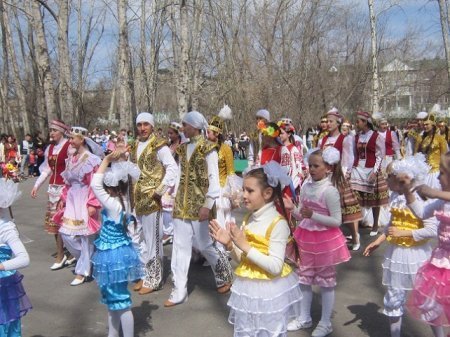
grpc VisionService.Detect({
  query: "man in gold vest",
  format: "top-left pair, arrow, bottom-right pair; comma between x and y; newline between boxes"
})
129,112 -> 178,295
164,110 -> 233,307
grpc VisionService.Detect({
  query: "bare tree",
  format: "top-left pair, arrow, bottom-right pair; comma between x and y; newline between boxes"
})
57,0 -> 74,124
438,0 -> 450,86
368,0 -> 380,113
31,1 -> 58,123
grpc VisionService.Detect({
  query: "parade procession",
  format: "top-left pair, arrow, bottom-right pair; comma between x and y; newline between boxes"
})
3,1 -> 450,337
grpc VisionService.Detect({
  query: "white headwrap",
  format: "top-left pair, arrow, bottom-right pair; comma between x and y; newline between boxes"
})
182,111 -> 208,130
0,178 -> 21,208
136,112 -> 155,127
256,109 -> 271,121
391,153 -> 430,183
104,161 -> 141,187
416,111 -> 428,120
244,161 -> 291,189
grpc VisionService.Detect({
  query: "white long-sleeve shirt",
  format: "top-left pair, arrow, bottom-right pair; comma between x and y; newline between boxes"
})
0,217 -> 30,271
231,202 -> 289,277
353,129 -> 386,172
318,133 -> 355,174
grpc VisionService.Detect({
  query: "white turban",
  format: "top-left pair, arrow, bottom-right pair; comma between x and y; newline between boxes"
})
182,111 -> 208,130
256,109 -> 270,121
416,111 -> 428,120
136,112 -> 155,127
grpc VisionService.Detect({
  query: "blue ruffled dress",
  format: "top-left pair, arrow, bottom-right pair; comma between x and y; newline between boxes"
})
0,246 -> 32,337
92,210 -> 143,311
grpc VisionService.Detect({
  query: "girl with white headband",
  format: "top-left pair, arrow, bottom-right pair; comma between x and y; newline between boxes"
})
286,147 -> 350,337
91,147 -> 142,337
364,154 -> 435,337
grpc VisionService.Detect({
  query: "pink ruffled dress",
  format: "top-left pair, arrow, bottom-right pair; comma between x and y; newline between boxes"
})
407,210 -> 450,326
294,180 -> 350,287
54,151 -> 101,235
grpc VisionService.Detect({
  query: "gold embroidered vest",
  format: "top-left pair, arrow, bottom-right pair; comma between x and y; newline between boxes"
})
218,143 -> 235,187
415,133 -> 447,173
173,137 -> 218,220
130,135 -> 168,216
386,207 -> 429,247
235,214 -> 292,280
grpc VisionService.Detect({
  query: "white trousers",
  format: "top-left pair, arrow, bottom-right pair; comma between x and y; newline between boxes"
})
61,234 -> 94,276
170,218 -> 232,301
162,211 -> 174,236
128,211 -> 163,289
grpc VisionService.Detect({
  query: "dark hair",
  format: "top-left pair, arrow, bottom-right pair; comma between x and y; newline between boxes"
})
244,168 -> 298,260
309,149 -> 346,191
419,125 -> 436,155
103,180 -> 129,231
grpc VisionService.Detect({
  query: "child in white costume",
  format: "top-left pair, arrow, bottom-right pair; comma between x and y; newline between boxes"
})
0,179 -> 32,337
210,161 -> 302,337
364,154 -> 436,337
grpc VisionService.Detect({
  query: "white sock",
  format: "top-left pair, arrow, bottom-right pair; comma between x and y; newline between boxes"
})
119,309 -> 134,337
389,316 -> 402,337
319,286 -> 335,326
431,325 -> 445,337
108,311 -> 120,337
299,284 -> 313,323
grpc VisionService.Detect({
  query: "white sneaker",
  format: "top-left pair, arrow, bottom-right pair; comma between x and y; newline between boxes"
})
311,323 -> 333,337
287,318 -> 312,331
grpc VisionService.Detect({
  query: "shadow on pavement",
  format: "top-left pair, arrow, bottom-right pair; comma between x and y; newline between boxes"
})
345,302 -> 389,336
133,300 -> 158,336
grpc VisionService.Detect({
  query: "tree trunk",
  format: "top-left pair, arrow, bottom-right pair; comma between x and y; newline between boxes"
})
368,0 -> 380,113
177,0 -> 189,116
438,0 -> 450,86
1,0 -> 29,135
58,0 -> 74,124
31,1 -> 58,123
117,0 -> 136,128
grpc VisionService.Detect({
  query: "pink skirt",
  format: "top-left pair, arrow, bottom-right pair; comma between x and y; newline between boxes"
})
294,227 -> 351,268
407,262 -> 450,326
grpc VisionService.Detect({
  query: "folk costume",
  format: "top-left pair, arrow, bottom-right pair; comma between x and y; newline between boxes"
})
374,113 -> 401,168
91,162 -> 142,337
208,106 -> 243,227
34,120 -> 71,236
350,111 -> 389,209
53,127 -> 103,284
406,197 -> 450,327
414,113 -> 448,189
0,179 -> 31,337
161,121 -> 184,243
248,109 -> 270,167
319,108 -> 362,224
167,111 -> 233,306
129,112 -> 178,294
378,156 -> 435,333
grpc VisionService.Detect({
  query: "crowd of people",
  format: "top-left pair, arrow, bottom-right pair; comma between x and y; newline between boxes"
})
1,105 -> 450,337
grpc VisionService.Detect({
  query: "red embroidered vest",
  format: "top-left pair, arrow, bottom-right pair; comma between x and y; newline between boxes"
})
48,141 -> 70,185
385,131 -> 394,156
260,146 -> 281,164
353,131 -> 378,168
320,134 -> 345,154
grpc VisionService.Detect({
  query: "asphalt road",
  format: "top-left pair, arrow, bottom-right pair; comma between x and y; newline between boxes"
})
12,177 -> 436,337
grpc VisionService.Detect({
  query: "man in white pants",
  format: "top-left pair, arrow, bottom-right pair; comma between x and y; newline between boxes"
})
164,110 -> 233,307
129,112 -> 178,295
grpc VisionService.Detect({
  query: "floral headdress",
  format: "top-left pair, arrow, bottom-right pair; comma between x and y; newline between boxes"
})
277,120 -> 295,133
258,121 -> 281,138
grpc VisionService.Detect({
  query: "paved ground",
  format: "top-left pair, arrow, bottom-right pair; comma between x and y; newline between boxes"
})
12,177 -> 438,337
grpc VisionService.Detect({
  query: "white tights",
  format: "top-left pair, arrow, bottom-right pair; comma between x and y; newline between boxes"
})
299,284 -> 335,326
107,309 -> 134,337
